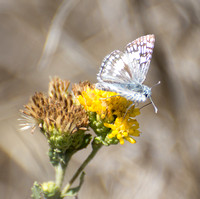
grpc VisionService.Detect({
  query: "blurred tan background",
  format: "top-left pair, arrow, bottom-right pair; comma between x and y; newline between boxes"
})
0,0 -> 200,198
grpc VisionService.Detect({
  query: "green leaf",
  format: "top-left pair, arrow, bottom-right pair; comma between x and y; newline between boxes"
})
63,172 -> 85,197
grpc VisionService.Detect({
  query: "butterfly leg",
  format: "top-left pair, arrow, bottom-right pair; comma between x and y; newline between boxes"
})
99,95 -> 121,100
139,102 -> 152,111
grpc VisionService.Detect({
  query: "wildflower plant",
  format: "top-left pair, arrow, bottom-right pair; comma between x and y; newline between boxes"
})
20,77 -> 141,198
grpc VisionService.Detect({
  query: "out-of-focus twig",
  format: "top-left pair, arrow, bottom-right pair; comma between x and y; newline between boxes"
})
38,0 -> 80,69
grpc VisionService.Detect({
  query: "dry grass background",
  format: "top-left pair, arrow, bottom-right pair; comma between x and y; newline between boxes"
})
0,0 -> 200,198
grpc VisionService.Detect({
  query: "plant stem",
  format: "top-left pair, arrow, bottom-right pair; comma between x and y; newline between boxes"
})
55,163 -> 66,188
61,142 -> 102,195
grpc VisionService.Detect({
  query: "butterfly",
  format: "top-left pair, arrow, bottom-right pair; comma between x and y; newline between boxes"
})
96,34 -> 159,113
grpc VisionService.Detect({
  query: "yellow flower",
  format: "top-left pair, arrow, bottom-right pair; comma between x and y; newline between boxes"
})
73,82 -> 141,145
78,87 -> 116,120
104,117 -> 140,145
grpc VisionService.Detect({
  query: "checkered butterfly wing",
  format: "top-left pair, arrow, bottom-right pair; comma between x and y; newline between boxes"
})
97,35 -> 155,85
125,34 -> 155,83
97,50 -> 135,84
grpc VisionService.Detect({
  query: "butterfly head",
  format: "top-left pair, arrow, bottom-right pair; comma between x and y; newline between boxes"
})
143,85 -> 152,99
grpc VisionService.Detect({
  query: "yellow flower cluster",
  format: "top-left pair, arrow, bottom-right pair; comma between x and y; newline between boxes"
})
77,86 -> 141,144
104,117 -> 140,145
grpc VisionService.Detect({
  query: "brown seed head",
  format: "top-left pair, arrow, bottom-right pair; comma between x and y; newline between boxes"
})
21,78 -> 89,134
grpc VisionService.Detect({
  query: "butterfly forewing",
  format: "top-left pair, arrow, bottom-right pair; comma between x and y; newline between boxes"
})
125,34 -> 155,83
97,50 -> 133,84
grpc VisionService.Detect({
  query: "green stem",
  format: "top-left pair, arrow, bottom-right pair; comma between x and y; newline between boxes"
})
61,141 -> 102,195
55,163 -> 66,188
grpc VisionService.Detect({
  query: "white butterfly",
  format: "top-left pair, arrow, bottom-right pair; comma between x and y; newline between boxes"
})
96,34 -> 158,113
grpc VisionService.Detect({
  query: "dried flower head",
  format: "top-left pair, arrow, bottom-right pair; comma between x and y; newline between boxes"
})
72,80 -> 94,97
20,77 -> 91,152
48,77 -> 70,99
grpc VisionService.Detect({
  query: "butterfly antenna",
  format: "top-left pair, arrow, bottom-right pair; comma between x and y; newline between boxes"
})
151,81 -> 161,89
148,80 -> 160,113
150,97 -> 158,113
